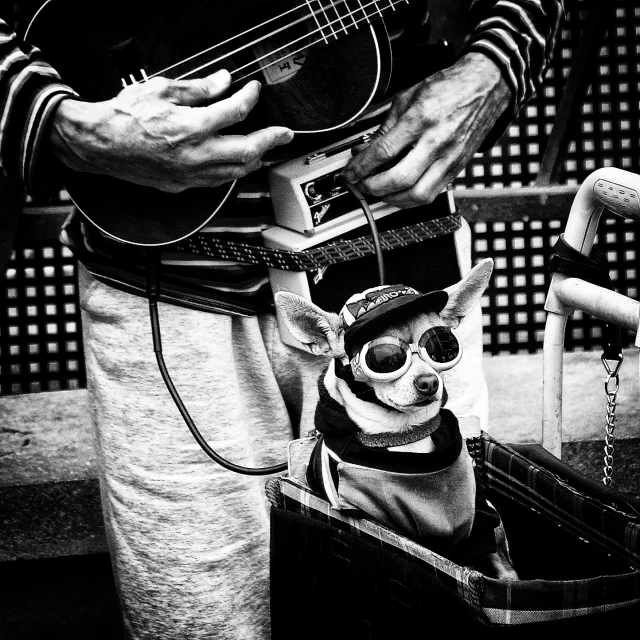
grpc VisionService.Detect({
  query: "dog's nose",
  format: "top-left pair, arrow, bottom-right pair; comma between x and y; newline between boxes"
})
414,373 -> 439,396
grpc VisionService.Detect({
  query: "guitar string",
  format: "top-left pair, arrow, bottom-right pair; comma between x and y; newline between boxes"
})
170,0 -> 404,84
175,0 -> 390,82
147,0 -> 393,80
146,0 -> 403,83
146,1 -> 308,79
147,0 -> 398,80
224,0 -> 403,84
227,0 -> 406,81
305,1 -> 330,45
225,10 -> 379,84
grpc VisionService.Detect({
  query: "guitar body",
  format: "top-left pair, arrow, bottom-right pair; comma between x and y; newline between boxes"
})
26,0 -> 398,246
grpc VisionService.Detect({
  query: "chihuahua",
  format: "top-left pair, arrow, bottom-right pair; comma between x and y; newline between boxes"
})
275,258 -> 517,579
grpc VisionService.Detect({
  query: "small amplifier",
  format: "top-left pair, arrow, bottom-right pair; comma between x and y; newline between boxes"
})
263,191 -> 466,350
268,126 -> 400,234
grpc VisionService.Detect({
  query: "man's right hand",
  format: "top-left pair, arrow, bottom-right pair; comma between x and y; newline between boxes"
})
48,69 -> 293,192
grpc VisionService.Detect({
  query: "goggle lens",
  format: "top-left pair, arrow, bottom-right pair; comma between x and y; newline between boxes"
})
419,326 -> 460,364
356,327 -> 461,380
364,343 -> 407,374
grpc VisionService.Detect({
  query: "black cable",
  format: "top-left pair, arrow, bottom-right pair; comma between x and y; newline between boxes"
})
145,249 -> 287,476
334,175 -> 386,286
143,177 -> 384,474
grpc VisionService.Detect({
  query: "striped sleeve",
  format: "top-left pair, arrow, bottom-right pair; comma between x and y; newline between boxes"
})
0,19 -> 76,198
463,0 -> 564,129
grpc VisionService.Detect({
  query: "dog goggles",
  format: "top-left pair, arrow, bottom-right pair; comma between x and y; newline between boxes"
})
351,326 -> 462,382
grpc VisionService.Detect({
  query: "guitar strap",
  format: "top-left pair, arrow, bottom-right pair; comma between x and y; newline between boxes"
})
175,213 -> 462,272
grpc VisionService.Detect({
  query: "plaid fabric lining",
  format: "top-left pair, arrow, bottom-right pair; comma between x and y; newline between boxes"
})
481,573 -> 640,624
482,436 -> 640,571
278,477 -> 483,610
275,434 -> 640,625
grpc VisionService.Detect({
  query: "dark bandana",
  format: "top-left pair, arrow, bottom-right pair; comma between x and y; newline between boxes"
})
316,368 -> 446,448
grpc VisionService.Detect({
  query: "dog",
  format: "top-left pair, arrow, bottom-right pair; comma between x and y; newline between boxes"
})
275,257 -> 518,579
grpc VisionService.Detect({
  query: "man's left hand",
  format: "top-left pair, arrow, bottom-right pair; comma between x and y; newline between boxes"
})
341,52 -> 512,208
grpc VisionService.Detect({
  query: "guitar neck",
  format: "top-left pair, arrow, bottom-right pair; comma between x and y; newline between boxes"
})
310,0 -> 410,41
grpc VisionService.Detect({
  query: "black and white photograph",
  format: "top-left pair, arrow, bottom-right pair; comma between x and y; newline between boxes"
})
0,1 -> 639,638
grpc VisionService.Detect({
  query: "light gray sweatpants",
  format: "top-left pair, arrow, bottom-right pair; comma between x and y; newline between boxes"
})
77,218 -> 486,639
78,266 -> 327,639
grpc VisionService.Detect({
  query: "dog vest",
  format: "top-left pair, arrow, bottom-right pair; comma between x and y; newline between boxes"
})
307,381 -> 479,556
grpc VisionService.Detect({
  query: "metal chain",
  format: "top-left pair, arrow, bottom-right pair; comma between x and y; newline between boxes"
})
601,354 -> 623,486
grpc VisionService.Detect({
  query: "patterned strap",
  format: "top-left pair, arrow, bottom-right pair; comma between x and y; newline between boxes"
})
175,214 -> 462,272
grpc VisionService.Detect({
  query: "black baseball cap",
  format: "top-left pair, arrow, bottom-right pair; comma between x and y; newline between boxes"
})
339,284 -> 449,357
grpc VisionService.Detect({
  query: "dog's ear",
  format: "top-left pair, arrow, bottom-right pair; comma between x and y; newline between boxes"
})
274,292 -> 347,359
441,258 -> 494,325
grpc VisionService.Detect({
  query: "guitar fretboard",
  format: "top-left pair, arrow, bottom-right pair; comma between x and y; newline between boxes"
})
306,0 -> 409,43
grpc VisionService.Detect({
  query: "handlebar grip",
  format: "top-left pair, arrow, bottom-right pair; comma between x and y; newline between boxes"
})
564,168 -> 640,257
592,168 -> 640,220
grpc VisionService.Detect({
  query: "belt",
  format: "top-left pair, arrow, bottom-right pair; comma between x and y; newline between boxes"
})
176,213 -> 462,271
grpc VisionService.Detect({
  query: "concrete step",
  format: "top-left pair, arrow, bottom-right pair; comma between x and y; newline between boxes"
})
0,389 -> 105,561
0,553 -> 124,639
1,350 -> 639,561
484,348 -> 640,443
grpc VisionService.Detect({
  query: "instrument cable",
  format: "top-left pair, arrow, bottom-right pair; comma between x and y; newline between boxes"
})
334,174 -> 386,286
145,179 -> 385,475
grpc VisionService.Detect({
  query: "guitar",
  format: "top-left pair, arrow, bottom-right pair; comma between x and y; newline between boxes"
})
25,1 -> 439,246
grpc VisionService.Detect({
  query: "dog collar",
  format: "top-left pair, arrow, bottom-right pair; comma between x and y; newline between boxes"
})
355,413 -> 442,448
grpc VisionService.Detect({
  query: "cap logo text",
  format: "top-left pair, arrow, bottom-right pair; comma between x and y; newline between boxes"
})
346,285 -> 418,319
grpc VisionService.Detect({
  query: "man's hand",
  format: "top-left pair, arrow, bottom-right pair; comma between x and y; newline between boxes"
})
49,69 -> 293,192
341,53 -> 512,208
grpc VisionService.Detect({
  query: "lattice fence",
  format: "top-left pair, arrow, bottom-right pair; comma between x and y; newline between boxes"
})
474,214 -> 637,355
1,0 -> 638,393
1,242 -> 85,394
457,0 -> 639,189
458,0 -> 640,354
